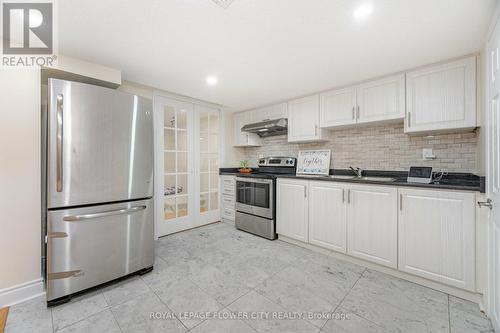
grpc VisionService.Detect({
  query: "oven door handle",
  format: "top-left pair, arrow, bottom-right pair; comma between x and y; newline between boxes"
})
235,177 -> 273,184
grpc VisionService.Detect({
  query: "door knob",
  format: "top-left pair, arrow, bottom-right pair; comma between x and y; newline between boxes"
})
478,199 -> 493,210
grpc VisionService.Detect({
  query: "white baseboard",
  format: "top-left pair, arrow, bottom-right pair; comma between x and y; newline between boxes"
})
0,279 -> 45,307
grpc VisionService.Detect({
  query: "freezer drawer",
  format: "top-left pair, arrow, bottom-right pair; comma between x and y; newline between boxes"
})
47,79 -> 154,208
46,199 -> 154,301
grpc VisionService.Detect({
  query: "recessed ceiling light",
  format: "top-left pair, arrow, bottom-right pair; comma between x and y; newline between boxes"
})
353,3 -> 374,20
206,76 -> 218,86
212,0 -> 235,9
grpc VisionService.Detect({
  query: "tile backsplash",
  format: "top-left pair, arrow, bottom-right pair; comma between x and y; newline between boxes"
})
241,123 -> 478,174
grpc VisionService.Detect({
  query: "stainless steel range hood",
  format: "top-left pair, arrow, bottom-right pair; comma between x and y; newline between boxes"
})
241,118 -> 288,137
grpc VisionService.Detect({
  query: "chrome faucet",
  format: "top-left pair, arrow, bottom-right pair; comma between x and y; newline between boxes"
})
349,166 -> 363,178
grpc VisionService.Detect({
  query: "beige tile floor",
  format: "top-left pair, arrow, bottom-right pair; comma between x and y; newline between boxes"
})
5,222 -> 495,333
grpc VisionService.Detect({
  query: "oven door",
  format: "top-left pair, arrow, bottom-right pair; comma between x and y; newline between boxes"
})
235,177 -> 273,219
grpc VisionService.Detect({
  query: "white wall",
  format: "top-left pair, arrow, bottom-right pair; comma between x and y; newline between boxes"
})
0,69 -> 41,290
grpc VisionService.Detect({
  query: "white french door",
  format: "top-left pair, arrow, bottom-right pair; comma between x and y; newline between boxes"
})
154,96 -> 221,237
155,97 -> 196,236
487,12 -> 500,332
195,105 -> 221,225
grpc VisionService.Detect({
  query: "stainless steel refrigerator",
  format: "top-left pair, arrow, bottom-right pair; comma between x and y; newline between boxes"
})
43,78 -> 154,305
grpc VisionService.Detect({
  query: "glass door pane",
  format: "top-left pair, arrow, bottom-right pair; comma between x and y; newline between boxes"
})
198,108 -> 220,215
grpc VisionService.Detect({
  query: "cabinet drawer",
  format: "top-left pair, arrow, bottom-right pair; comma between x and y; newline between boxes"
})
221,177 -> 235,192
222,187 -> 235,196
221,195 -> 235,207
221,177 -> 235,185
221,207 -> 235,220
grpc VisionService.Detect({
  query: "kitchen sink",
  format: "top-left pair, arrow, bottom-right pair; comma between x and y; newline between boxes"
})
356,176 -> 396,182
328,175 -> 396,182
328,175 -> 356,180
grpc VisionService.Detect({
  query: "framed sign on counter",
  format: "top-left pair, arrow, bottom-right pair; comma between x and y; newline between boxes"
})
296,150 -> 331,175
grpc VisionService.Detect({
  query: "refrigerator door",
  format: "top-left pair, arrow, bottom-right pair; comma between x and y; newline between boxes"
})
47,79 -> 153,209
46,199 -> 154,301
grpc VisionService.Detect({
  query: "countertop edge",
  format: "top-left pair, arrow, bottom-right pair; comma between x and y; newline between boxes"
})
219,171 -> 484,193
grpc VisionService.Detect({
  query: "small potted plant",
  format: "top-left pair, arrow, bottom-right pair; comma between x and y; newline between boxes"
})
238,160 -> 252,174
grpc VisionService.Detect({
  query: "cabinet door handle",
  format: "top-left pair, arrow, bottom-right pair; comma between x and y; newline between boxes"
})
304,186 -> 307,198
407,112 -> 411,128
347,189 -> 351,204
352,106 -> 355,120
356,106 -> 360,119
399,194 -> 403,211
342,189 -> 345,203
314,125 -> 318,136
478,198 -> 493,210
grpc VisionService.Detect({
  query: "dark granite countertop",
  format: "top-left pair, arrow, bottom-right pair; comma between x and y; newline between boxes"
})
219,168 -> 485,193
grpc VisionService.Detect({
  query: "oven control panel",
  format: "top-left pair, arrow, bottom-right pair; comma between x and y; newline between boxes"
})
258,157 -> 296,167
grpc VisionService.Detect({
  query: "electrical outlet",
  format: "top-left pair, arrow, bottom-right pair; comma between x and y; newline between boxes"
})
422,148 -> 436,160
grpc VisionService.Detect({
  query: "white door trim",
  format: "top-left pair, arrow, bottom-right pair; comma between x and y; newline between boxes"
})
485,3 -> 500,331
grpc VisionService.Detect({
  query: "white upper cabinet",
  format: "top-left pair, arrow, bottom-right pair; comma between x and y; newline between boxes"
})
320,74 -> 405,129
405,56 -> 477,133
320,87 -> 357,128
232,112 -> 262,147
309,181 -> 347,253
357,74 -> 405,124
276,178 -> 309,242
398,188 -> 476,291
347,185 -> 398,269
288,95 -> 326,142
253,103 -> 288,122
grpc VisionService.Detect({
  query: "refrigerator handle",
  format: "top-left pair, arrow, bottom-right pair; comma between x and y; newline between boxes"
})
56,94 -> 64,192
62,205 -> 147,221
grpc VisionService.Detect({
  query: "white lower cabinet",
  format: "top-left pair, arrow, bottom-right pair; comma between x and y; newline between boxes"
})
279,180 -> 397,268
277,179 -> 478,291
276,179 -> 309,242
398,188 -> 476,291
309,181 -> 347,253
347,185 -> 398,268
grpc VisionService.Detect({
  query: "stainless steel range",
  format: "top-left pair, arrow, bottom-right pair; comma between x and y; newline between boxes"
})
235,157 -> 296,239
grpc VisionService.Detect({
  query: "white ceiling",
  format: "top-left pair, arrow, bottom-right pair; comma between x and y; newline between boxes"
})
59,0 -> 496,111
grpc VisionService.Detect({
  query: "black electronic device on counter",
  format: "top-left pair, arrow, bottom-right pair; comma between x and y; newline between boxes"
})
407,166 -> 433,184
